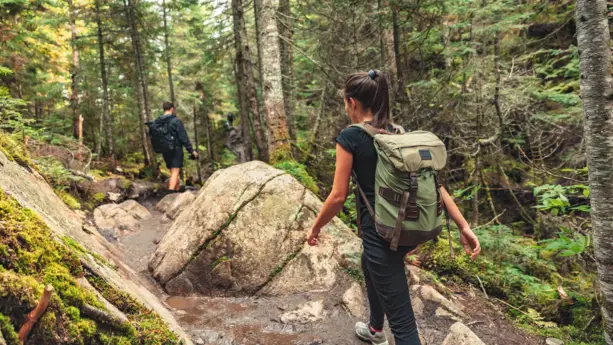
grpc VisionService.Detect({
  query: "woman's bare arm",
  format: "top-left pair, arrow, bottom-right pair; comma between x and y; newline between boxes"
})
307,143 -> 353,245
440,186 -> 481,260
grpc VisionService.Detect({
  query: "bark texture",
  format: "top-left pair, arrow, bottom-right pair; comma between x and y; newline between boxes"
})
95,0 -> 114,159
231,0 -> 253,162
68,0 -> 82,143
124,0 -> 156,169
163,0 -> 175,105
575,1 -> 613,343
278,0 -> 295,141
257,0 -> 291,162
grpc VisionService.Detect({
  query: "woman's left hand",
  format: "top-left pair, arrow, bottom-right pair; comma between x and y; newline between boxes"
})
307,227 -> 321,246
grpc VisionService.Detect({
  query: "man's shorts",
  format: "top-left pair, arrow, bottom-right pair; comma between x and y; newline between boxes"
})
162,148 -> 184,169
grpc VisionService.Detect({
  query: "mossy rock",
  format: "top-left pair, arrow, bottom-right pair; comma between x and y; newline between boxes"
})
0,131 -> 33,168
0,188 -> 180,345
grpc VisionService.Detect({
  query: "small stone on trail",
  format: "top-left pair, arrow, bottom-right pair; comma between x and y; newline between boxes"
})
412,297 -> 425,316
280,301 -> 325,325
546,338 -> 564,345
442,322 -> 486,345
153,238 -> 160,245
108,192 -> 122,202
195,338 -> 204,345
407,265 -> 422,285
412,285 -> 466,319
435,307 -> 462,322
342,282 -> 366,317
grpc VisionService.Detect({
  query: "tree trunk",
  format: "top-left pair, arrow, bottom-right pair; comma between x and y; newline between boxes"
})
304,83 -> 327,163
196,85 -> 215,170
392,5 -> 406,118
253,0 -> 267,129
256,0 -> 291,163
67,0 -> 82,143
278,0 -> 295,142
576,1 -> 613,343
193,103 -> 202,184
95,0 -> 114,159
162,0 -> 175,105
233,58 -> 251,162
124,0 -> 157,171
232,0 -> 253,162
377,0 -> 385,68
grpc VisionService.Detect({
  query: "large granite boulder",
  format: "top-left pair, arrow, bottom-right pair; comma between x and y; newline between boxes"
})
149,161 -> 361,296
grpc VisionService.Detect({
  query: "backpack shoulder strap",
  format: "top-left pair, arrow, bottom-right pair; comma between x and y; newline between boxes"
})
348,123 -> 389,137
390,123 -> 406,134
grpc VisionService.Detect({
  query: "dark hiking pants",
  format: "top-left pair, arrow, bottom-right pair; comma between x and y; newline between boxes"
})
362,247 -> 421,345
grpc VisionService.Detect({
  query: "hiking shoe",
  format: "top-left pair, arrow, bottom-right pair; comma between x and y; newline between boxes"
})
355,322 -> 389,345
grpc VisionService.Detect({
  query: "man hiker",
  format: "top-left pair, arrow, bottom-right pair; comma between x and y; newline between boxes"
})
147,102 -> 198,193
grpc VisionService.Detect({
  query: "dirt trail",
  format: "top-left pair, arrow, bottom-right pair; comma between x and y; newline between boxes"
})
114,197 -> 543,345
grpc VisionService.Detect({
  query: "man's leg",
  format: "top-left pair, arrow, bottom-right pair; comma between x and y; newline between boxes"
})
168,168 -> 181,190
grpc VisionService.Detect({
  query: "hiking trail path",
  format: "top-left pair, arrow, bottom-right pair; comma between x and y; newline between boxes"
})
102,194 -> 544,345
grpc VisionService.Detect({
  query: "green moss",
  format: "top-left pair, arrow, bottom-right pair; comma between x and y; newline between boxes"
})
274,160 -> 320,194
89,170 -> 106,178
0,313 -> 20,345
55,189 -> 81,210
0,131 -> 33,168
0,188 -> 180,344
421,224 -> 602,344
92,193 -> 105,203
121,179 -> 133,190
86,275 -> 180,344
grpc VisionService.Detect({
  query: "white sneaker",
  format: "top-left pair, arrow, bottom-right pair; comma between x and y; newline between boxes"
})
355,321 -> 389,345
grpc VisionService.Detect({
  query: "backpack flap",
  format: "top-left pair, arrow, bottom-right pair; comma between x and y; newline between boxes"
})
373,131 -> 446,172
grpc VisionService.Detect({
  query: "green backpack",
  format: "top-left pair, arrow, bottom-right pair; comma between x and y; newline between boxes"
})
351,123 -> 448,251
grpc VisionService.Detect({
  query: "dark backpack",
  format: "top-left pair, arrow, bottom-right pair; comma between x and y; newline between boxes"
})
146,115 -> 177,153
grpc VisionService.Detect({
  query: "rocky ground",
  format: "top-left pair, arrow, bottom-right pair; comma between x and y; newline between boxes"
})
90,161 -> 548,345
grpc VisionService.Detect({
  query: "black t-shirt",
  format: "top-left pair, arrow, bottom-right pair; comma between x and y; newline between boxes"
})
336,124 -> 415,254
336,126 -> 378,229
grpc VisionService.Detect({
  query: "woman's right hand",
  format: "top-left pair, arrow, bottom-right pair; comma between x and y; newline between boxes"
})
459,227 -> 481,260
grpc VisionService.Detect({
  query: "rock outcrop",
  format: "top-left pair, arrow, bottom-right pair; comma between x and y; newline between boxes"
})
149,161 -> 361,296
0,150 -> 192,344
155,191 -> 196,220
94,200 -> 152,240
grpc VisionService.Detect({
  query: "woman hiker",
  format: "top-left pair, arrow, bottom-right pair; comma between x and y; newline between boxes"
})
306,70 -> 481,345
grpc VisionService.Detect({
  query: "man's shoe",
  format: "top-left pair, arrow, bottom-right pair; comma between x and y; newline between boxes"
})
355,322 -> 389,345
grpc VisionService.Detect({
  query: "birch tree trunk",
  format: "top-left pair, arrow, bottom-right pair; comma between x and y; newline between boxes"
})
256,0 -> 291,162
95,0 -> 114,159
278,0 -> 295,142
162,0 -> 175,105
576,1 -> 613,343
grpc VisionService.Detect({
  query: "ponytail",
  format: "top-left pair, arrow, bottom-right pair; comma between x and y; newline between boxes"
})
342,69 -> 390,129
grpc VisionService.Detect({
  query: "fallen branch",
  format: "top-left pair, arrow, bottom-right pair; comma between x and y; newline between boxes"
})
68,169 -> 94,181
77,277 -> 129,329
18,285 -> 54,343
494,298 -> 529,317
476,275 -> 489,300
473,211 -> 506,231
80,258 -> 106,280
81,304 -> 128,329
